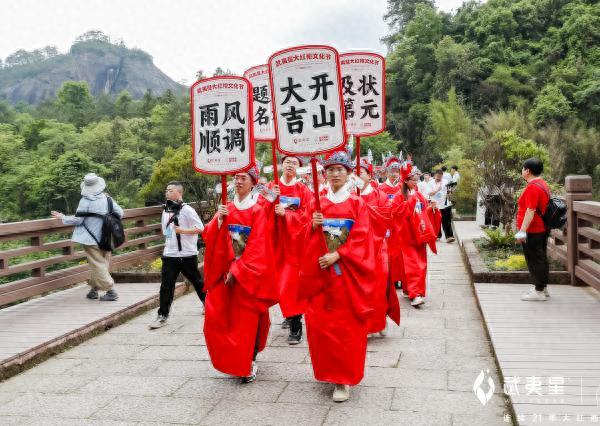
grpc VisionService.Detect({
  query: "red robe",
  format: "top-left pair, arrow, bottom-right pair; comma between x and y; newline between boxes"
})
378,180 -> 403,283
391,191 -> 429,299
360,186 -> 400,332
299,190 -> 376,385
202,198 -> 277,377
268,178 -> 311,317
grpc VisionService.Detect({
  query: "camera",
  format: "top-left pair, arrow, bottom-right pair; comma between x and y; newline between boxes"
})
163,199 -> 184,214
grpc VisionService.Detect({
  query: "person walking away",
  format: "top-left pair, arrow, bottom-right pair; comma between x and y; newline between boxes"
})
516,158 -> 551,302
149,181 -> 206,329
51,173 -> 123,301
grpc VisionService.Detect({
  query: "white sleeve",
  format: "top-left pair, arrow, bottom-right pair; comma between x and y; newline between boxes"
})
183,205 -> 204,231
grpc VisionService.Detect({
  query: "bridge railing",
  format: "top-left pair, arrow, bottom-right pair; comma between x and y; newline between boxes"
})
547,175 -> 599,290
0,201 -> 214,307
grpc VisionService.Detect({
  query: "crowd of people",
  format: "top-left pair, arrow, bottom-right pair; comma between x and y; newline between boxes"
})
52,152 -> 557,403
165,149 -> 451,402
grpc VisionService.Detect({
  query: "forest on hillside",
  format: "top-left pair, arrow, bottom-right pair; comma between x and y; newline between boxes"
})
0,0 -> 598,222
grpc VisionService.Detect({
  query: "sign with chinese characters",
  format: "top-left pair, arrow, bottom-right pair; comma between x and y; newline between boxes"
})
243,65 -> 275,142
269,45 -> 346,156
191,76 -> 254,174
340,52 -> 386,137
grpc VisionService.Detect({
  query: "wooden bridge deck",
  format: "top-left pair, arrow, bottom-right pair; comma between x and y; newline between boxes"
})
455,221 -> 600,425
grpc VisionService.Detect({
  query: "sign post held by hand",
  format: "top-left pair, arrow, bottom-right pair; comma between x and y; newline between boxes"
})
269,45 -> 347,211
243,65 -> 280,186
340,52 -> 386,194
191,76 -> 254,205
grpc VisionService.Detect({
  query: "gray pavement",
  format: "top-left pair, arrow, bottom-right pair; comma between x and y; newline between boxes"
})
0,240 -> 510,425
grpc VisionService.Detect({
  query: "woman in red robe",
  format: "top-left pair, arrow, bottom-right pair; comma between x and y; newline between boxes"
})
300,151 -> 376,402
202,165 -> 277,383
358,159 -> 400,337
391,160 -> 436,307
378,156 -> 404,289
265,155 -> 312,345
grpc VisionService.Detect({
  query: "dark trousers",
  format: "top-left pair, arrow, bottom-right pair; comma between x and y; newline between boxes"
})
522,233 -> 549,291
438,207 -> 454,239
158,255 -> 205,317
288,315 -> 303,333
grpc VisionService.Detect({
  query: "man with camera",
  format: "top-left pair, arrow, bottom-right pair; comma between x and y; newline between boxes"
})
149,181 -> 206,329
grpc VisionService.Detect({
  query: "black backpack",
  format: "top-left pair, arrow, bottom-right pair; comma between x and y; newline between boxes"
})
76,197 -> 126,251
530,181 -> 567,230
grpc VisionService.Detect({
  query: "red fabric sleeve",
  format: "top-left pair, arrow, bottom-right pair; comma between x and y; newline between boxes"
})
202,214 -> 234,292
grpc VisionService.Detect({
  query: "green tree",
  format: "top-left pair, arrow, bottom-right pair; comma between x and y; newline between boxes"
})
115,90 -> 132,118
56,81 -> 95,129
530,84 -> 573,127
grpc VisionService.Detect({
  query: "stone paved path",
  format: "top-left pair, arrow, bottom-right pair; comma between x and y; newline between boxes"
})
0,241 -> 509,425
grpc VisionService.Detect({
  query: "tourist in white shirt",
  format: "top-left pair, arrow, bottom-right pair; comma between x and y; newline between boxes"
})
428,170 -> 455,243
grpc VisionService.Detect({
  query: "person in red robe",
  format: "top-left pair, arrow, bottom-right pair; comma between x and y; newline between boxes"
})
391,160 -> 436,307
300,150 -> 376,402
202,165 -> 277,383
266,155 -> 312,345
357,159 -> 400,337
378,156 -> 404,289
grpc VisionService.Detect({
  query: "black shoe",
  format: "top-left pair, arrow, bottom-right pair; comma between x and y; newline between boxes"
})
287,328 -> 302,345
281,318 -> 291,329
241,362 -> 257,383
99,289 -> 118,301
86,289 -> 99,300
394,281 -> 401,289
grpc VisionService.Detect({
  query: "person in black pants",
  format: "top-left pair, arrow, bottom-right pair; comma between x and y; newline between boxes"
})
516,158 -> 551,301
150,182 -> 206,329
428,169 -> 455,243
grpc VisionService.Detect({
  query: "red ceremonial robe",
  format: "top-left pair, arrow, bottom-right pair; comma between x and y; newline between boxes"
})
391,191 -> 429,299
268,178 -> 311,317
299,188 -> 376,385
202,195 -> 277,377
378,180 -> 403,283
360,185 -> 400,332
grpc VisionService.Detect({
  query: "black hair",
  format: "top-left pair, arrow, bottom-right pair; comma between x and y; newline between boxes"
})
441,166 -> 447,172
434,169 -> 443,176
166,181 -> 184,193
451,165 -> 458,171
522,158 -> 543,176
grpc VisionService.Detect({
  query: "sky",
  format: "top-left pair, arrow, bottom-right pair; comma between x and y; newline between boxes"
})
1,0 -> 467,84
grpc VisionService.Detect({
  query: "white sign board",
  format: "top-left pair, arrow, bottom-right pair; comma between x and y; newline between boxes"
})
340,52 -> 386,137
191,77 -> 254,174
243,65 -> 275,141
269,45 -> 346,156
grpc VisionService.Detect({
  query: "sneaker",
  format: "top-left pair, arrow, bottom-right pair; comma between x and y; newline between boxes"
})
379,321 -> 389,337
394,281 -> 401,289
544,288 -> 550,298
241,362 -> 257,383
446,237 -> 456,243
411,296 -> 425,306
287,328 -> 302,345
281,318 -> 291,329
521,288 -> 547,302
149,315 -> 168,329
402,291 -> 409,299
99,289 -> 118,301
332,384 -> 350,402
86,289 -> 99,300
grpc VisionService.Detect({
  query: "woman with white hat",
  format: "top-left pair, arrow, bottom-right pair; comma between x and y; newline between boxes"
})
51,173 -> 123,301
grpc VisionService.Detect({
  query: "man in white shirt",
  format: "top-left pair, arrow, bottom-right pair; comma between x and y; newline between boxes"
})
441,166 -> 452,184
428,170 -> 455,243
150,181 -> 206,329
451,165 -> 460,184
417,172 -> 431,199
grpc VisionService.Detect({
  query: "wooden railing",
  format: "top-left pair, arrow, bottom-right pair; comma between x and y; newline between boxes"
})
547,175 -> 600,290
0,201 -> 214,307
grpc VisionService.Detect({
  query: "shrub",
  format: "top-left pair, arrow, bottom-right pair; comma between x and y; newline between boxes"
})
494,255 -> 527,271
150,258 -> 162,272
482,226 -> 515,248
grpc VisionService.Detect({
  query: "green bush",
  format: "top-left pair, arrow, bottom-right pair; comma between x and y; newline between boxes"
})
494,254 -> 527,271
482,226 -> 515,248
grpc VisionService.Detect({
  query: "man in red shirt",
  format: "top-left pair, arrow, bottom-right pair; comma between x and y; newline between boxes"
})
515,158 -> 551,302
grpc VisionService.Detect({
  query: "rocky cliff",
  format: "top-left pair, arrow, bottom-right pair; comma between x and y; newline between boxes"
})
0,40 -> 185,104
